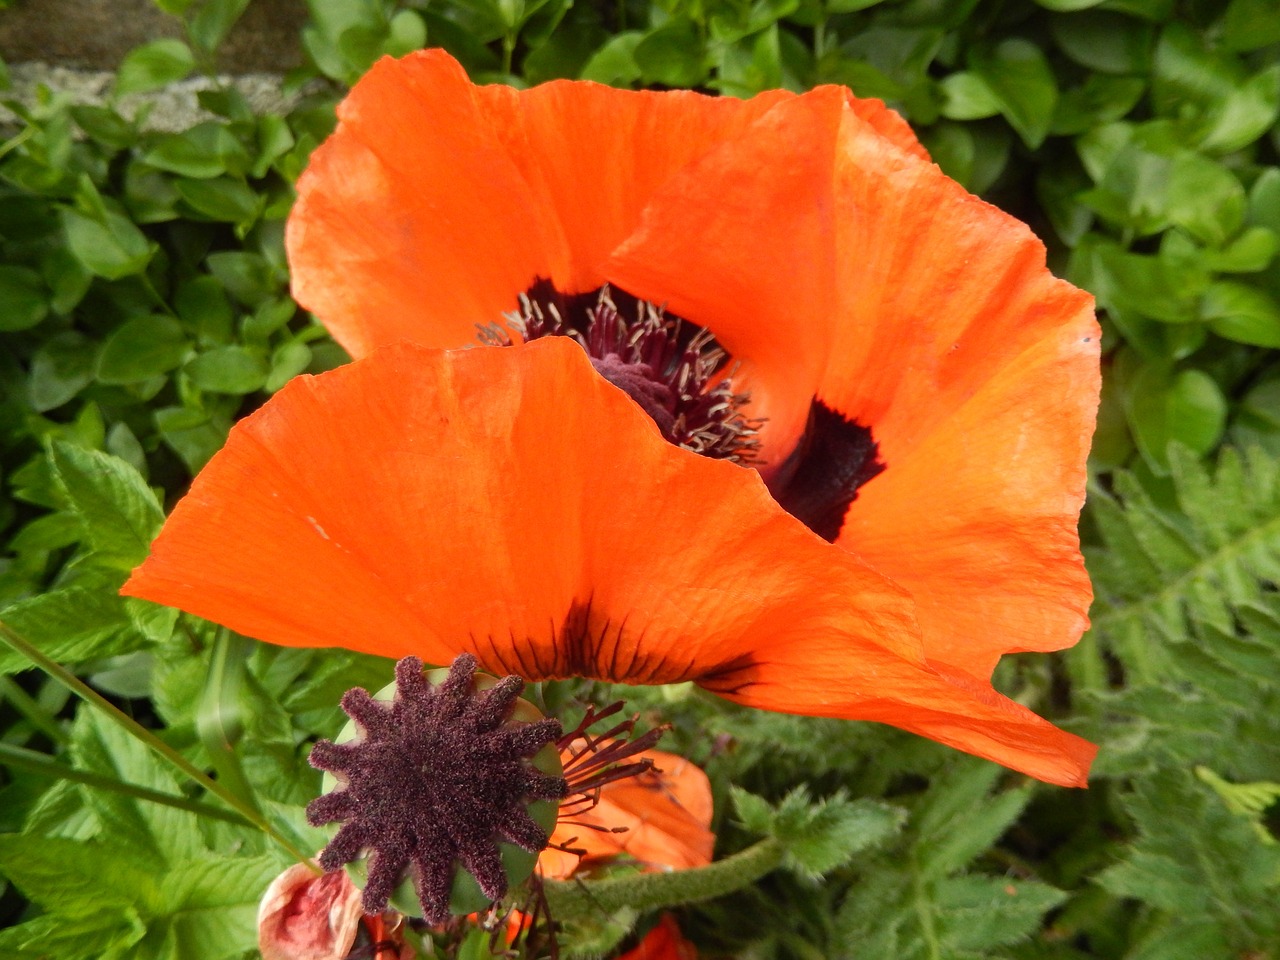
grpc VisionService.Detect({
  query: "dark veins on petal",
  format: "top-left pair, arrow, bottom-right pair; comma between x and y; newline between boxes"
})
305,654 -> 566,924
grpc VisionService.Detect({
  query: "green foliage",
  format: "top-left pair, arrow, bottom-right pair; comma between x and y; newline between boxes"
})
1096,770 -> 1280,958
731,785 -> 906,879
833,763 -> 1069,960
2,0 -> 1279,957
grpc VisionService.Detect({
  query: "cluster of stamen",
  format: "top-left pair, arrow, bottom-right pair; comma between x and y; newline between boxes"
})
481,286 -> 762,463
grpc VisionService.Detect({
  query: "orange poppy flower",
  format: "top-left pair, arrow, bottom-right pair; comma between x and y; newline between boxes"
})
124,50 -> 1100,786
540,746 -> 714,880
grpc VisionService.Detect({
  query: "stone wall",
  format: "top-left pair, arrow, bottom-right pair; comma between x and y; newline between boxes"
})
0,0 -> 308,73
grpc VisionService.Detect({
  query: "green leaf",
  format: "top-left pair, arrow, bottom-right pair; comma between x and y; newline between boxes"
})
1204,226 -> 1277,273
1200,281 -> 1280,347
386,8 -> 427,55
634,17 -> 706,88
1200,64 -> 1280,154
61,209 -> 152,280
172,176 -> 263,225
137,855 -> 283,958
69,709 -> 206,865
0,586 -> 137,676
937,71 -> 1001,120
189,0 -> 252,57
1221,0 -> 1280,51
176,275 -> 235,346
1153,24 -> 1280,152
205,251 -> 277,306
96,314 -> 190,385
579,31 -> 643,85
1097,770 -> 1280,950
185,345 -> 269,394
0,264 -> 49,331
731,786 -> 906,879
938,876 -> 1069,950
28,331 -> 96,412
154,406 -> 230,474
1052,11 -> 1156,74
1125,363 -> 1227,470
143,122 -> 252,179
47,440 -> 164,570
913,764 -> 1032,879
114,39 -> 196,96
0,835 -> 148,918
265,341 -> 313,392
969,39 -> 1058,148
1084,445 -> 1280,692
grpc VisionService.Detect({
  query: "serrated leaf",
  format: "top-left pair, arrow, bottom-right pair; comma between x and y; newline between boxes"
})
938,876 -> 1069,949
48,441 -> 164,571
0,585 -> 137,676
0,834 -> 147,917
730,785 -> 775,835
1087,445 -> 1280,669
1097,770 -> 1280,950
783,796 -> 905,877
69,709 -> 206,865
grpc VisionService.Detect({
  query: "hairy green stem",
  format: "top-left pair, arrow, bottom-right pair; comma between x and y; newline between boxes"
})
0,742 -> 252,826
542,836 -> 784,919
0,617 -> 317,870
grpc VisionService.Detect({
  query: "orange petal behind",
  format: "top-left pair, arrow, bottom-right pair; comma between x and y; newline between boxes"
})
541,748 -> 714,880
286,51 -> 564,357
484,78 -> 794,297
606,88 -> 851,472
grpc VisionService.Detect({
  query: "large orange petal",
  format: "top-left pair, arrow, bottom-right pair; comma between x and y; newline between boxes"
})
286,52 -> 566,357
820,106 -> 1099,679
123,340 -> 1092,785
541,748 -> 714,880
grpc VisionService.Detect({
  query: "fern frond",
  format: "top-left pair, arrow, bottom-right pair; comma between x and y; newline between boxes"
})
1083,444 -> 1280,684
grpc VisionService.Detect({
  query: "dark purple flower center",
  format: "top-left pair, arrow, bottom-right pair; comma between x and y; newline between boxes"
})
306,654 -> 566,924
483,282 -> 762,464
484,280 -> 884,543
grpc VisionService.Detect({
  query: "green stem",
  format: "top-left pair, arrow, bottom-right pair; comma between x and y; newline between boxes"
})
542,836 -> 784,919
197,629 -> 264,817
0,742 -> 252,826
502,33 -> 516,76
0,617 -> 317,870
0,675 -> 70,744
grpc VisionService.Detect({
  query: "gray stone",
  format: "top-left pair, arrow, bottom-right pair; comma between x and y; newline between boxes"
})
1,61 -> 317,129
0,0 -> 308,73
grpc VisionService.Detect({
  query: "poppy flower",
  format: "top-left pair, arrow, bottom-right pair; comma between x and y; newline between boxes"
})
123,51 -> 1100,786
540,746 -> 715,880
